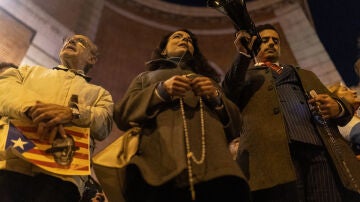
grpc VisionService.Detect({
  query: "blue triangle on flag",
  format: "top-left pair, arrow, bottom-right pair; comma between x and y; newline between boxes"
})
6,123 -> 35,153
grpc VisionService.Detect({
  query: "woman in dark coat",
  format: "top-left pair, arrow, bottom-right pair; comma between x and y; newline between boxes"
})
113,29 -> 250,202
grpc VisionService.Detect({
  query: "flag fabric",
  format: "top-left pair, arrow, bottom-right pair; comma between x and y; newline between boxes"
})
7,120 -> 90,176
6,122 -> 35,153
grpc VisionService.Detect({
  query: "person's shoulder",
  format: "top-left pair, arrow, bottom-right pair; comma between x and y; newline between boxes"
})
12,65 -> 49,76
132,71 -> 151,80
18,64 -> 49,71
139,70 -> 151,76
285,65 -> 317,74
84,82 -> 112,97
290,66 -> 318,75
281,64 -> 301,69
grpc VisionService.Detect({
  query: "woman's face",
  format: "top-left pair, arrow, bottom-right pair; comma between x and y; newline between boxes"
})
162,31 -> 195,58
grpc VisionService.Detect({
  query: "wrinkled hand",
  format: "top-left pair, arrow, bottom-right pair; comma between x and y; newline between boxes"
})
190,76 -> 218,98
37,123 -> 67,143
163,75 -> 191,97
234,30 -> 257,55
308,94 -> 341,119
27,101 -> 73,127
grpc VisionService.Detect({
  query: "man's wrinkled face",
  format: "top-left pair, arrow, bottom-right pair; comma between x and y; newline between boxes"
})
59,35 -> 94,65
256,29 -> 281,63
162,31 -> 195,58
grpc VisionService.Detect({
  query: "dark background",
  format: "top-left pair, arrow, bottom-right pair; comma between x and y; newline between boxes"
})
307,0 -> 360,86
162,0 -> 360,86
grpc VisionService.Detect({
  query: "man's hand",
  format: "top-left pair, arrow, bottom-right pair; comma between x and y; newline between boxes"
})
308,93 -> 342,119
27,101 -> 73,127
37,124 -> 67,143
234,30 -> 257,56
229,137 -> 240,160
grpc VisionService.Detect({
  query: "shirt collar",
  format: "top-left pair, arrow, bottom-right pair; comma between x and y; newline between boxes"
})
53,65 -> 91,82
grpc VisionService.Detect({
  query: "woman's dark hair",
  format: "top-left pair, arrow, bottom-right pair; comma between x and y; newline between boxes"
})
147,29 -> 220,82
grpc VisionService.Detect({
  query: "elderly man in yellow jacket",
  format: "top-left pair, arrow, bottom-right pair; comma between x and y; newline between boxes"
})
0,35 -> 113,202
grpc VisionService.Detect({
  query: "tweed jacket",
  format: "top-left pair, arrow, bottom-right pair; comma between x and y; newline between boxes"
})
222,55 -> 360,194
114,59 -> 249,189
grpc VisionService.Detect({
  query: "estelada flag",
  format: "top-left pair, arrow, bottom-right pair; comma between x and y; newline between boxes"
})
6,119 -> 90,176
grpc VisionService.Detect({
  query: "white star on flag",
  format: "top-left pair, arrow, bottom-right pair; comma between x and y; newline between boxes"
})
11,137 -> 28,150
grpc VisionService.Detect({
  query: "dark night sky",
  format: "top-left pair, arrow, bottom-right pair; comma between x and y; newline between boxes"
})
307,0 -> 360,86
162,0 -> 360,86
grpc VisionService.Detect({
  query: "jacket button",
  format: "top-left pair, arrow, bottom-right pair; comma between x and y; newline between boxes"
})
268,85 -> 274,91
273,107 -> 280,114
265,69 -> 270,73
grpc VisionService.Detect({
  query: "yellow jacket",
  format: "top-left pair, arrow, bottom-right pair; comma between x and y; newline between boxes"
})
0,65 -> 113,193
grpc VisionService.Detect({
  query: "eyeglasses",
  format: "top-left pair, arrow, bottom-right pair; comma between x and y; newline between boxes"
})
63,37 -> 91,49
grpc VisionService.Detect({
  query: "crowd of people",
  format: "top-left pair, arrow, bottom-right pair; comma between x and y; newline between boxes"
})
0,20 -> 359,202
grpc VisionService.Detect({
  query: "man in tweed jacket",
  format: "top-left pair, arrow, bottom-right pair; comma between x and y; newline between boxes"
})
222,24 -> 360,202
